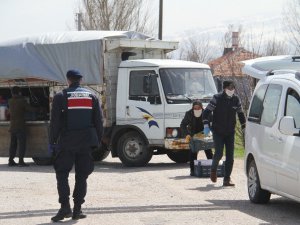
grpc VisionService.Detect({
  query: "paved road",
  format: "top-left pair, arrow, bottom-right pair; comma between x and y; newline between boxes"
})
0,153 -> 300,225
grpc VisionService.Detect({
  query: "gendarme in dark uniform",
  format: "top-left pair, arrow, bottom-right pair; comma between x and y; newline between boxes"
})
49,70 -> 103,222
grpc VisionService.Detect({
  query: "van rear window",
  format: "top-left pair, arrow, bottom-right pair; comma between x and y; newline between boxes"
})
248,84 -> 268,123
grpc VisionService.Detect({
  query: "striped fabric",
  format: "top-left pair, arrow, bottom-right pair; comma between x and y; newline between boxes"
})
67,91 -> 92,109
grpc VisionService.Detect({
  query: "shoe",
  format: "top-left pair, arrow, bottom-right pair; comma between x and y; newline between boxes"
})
223,178 -> 235,187
51,207 -> 72,222
8,160 -> 18,167
210,170 -> 217,183
18,162 -> 29,167
72,210 -> 87,220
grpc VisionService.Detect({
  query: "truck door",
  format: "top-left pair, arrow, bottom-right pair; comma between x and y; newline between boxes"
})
126,70 -> 164,143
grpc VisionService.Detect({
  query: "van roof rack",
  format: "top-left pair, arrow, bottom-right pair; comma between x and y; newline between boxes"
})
266,69 -> 298,76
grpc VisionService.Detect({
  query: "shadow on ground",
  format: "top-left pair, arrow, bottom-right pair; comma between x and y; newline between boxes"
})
207,198 -> 300,225
1,199 -> 299,225
0,157 -> 188,174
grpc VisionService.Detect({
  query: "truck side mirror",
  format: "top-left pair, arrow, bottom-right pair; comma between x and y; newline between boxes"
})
279,116 -> 299,136
143,74 -> 153,94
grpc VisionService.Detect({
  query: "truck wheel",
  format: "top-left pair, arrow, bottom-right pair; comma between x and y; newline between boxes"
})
247,160 -> 271,203
91,141 -> 110,161
91,148 -> 110,161
117,131 -> 152,167
167,150 -> 189,163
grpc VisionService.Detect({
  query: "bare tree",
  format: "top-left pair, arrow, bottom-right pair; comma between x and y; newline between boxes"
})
176,33 -> 216,63
263,37 -> 291,56
283,0 -> 300,53
243,27 -> 264,56
243,27 -> 291,56
78,0 -> 156,36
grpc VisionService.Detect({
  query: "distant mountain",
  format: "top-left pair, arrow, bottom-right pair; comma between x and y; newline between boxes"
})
164,14 -> 295,57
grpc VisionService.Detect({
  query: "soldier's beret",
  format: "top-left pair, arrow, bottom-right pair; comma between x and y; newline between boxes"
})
66,70 -> 83,79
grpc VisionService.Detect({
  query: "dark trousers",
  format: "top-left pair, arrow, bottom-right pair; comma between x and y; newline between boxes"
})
54,149 -> 94,206
212,132 -> 235,180
189,149 -> 213,172
9,130 -> 26,161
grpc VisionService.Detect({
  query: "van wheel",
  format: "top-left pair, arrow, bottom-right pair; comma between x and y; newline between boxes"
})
167,150 -> 189,163
247,160 -> 271,203
117,131 -> 152,167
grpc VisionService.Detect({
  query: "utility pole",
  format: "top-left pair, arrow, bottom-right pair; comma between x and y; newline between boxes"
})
76,13 -> 82,31
158,0 -> 163,40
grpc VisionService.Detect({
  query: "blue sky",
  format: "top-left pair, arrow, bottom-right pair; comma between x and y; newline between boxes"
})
0,0 -> 286,42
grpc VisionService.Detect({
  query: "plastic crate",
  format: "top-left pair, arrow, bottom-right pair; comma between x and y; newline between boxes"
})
194,159 -> 225,178
189,137 -> 215,153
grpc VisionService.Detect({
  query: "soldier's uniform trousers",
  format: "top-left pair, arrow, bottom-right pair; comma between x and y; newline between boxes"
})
54,148 -> 94,206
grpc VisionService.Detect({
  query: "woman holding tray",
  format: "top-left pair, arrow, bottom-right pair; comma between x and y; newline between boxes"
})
180,100 -> 213,176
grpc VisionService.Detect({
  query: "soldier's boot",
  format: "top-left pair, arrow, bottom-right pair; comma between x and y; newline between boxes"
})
8,159 -> 18,167
18,158 -> 29,167
51,203 -> 72,222
72,205 -> 87,220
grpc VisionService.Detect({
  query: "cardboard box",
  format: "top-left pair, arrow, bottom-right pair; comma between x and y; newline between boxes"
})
194,159 -> 225,177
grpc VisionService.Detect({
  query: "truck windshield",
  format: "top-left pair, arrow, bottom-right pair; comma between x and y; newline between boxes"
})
159,68 -> 217,103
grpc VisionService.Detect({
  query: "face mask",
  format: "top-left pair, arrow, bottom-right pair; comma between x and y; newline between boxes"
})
193,109 -> 202,118
225,89 -> 235,97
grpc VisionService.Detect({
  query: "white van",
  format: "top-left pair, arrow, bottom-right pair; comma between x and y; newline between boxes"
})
242,55 -> 300,203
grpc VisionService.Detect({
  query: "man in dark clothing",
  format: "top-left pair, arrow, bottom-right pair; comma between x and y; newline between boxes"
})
180,100 -> 213,176
8,86 -> 38,167
49,70 -> 103,222
203,80 -> 246,186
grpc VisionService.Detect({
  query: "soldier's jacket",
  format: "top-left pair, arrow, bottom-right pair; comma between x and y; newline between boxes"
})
49,83 -> 103,151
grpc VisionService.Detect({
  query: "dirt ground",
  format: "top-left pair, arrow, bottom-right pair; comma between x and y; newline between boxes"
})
0,152 -> 300,225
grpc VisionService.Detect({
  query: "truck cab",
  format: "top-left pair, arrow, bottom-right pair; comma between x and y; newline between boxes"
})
111,59 -> 217,166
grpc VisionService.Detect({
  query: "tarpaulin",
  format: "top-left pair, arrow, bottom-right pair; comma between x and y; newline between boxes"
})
0,31 -> 152,84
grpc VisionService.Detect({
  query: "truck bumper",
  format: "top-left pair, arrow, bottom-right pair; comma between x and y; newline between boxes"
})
164,138 -> 189,150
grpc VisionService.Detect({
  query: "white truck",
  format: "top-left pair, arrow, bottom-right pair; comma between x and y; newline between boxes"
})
0,31 -> 217,166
